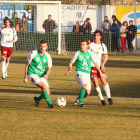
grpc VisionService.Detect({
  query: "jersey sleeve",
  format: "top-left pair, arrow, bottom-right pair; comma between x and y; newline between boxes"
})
27,50 -> 37,64
102,44 -> 108,55
46,54 -> 52,68
70,51 -> 79,64
13,28 -> 18,42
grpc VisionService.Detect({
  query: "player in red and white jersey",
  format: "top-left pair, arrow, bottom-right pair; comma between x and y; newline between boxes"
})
89,30 -> 113,106
0,17 -> 18,79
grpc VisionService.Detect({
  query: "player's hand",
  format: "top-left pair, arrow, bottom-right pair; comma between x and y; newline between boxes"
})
44,75 -> 48,79
125,29 -> 128,32
65,71 -> 71,76
23,78 -> 27,83
100,72 -> 107,79
101,65 -> 105,73
12,40 -> 15,43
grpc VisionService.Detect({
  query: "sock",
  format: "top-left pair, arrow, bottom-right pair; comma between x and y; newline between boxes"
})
43,91 -> 52,105
77,93 -> 87,100
103,83 -> 111,99
36,92 -> 44,102
95,86 -> 104,100
1,61 -> 6,76
6,62 -> 9,70
79,87 -> 86,104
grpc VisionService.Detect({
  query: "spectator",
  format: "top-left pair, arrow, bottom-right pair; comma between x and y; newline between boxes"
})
42,15 -> 57,32
10,13 -> 20,28
125,20 -> 137,52
110,20 -> 120,52
120,21 -> 128,52
101,16 -> 111,32
86,18 -> 92,32
2,17 -> 9,27
16,18 -> 20,32
81,20 -> 88,34
73,21 -> 81,33
20,16 -> 30,32
112,15 -> 122,27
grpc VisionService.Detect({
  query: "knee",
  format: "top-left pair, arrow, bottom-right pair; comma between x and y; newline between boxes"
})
41,85 -> 47,91
82,83 -> 87,88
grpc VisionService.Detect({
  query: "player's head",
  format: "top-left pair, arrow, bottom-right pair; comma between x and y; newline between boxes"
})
39,40 -> 48,53
4,18 -> 10,27
84,20 -> 87,25
94,30 -> 104,42
80,39 -> 89,52
129,20 -> 133,25
123,21 -> 128,26
12,13 -> 17,18
48,15 -> 52,20
113,19 -> 117,24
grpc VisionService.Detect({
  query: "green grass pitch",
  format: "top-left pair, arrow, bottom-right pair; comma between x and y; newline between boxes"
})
0,54 -> 140,140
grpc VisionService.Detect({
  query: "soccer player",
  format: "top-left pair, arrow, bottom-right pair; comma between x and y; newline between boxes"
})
0,17 -> 18,79
89,30 -> 113,106
65,39 -> 106,107
23,40 -> 54,109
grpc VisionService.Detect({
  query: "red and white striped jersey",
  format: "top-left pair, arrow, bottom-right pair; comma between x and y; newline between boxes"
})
0,27 -> 18,47
89,40 -> 108,67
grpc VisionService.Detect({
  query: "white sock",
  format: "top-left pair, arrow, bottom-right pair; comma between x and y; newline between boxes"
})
6,62 -> 9,69
103,83 -> 111,99
1,61 -> 6,76
95,86 -> 104,100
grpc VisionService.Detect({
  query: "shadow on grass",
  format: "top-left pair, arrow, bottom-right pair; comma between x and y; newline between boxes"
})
10,55 -> 140,69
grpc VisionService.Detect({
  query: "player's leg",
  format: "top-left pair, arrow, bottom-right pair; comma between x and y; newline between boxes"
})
100,77 -> 113,105
28,74 -> 53,108
74,72 -> 90,107
90,67 -> 106,106
5,47 -> 13,77
1,47 -> 8,79
91,77 -> 106,106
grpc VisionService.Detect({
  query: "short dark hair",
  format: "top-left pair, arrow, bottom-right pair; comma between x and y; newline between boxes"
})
94,30 -> 104,39
39,40 -> 47,45
48,15 -> 51,17
81,38 -> 89,45
22,15 -> 26,18
129,20 -> 133,22
86,18 -> 90,22
123,21 -> 128,25
4,17 -> 10,24
112,15 -> 116,18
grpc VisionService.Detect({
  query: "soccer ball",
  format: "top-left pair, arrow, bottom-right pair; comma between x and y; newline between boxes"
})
56,97 -> 66,107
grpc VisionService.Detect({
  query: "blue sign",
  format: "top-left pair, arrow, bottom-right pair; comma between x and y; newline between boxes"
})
0,4 -> 34,31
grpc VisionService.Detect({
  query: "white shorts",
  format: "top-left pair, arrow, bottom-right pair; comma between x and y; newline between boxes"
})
75,71 -> 91,90
28,74 -> 49,87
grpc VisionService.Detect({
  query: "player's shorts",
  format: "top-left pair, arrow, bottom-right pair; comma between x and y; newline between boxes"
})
75,71 -> 91,90
28,74 -> 49,87
1,46 -> 13,58
90,67 -> 105,78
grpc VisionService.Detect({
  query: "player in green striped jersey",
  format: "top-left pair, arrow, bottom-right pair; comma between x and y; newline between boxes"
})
23,40 -> 54,109
65,39 -> 106,107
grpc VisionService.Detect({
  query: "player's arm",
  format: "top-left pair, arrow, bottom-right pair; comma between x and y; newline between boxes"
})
101,54 -> 108,72
44,54 -> 52,79
94,62 -> 106,78
101,44 -> 108,72
65,51 -> 78,76
23,63 -> 29,83
44,68 -> 51,79
65,62 -> 72,76
13,28 -> 18,43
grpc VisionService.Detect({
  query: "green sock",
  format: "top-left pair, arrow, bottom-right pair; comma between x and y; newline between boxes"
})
36,93 -> 44,102
79,87 -> 86,104
43,91 -> 52,105
77,93 -> 87,100
84,94 -> 88,98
